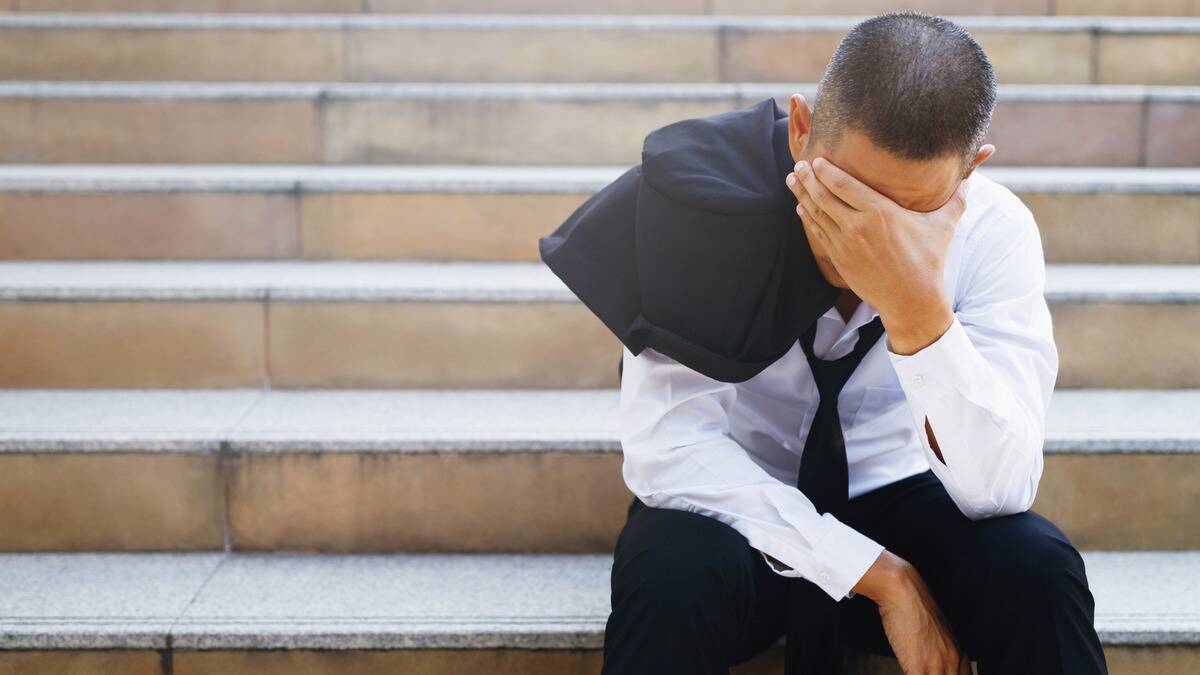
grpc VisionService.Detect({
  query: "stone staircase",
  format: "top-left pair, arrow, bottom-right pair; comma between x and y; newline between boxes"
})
0,2 -> 1197,675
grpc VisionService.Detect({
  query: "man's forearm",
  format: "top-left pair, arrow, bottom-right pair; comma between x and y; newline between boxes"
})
879,294 -> 955,357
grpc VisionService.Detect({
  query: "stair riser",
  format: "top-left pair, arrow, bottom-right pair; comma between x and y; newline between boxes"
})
0,451 -> 1195,551
1,190 -> 1196,264
0,646 -> 1195,675
1,300 -> 1196,388
0,25 -> 1195,85
0,95 -> 1194,166
7,0 -> 1199,17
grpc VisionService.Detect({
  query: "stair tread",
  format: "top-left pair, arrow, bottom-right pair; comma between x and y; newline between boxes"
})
0,550 -> 1195,650
0,164 -> 1197,193
0,80 -> 1196,102
0,260 -> 1197,302
1,388 -> 1197,454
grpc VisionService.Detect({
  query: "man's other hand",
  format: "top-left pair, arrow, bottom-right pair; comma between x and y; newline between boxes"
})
854,550 -> 970,674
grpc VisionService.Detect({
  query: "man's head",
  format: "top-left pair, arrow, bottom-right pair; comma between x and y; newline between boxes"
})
786,11 -> 997,288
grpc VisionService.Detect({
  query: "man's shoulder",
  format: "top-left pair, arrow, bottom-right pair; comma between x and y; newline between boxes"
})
958,171 -> 1039,253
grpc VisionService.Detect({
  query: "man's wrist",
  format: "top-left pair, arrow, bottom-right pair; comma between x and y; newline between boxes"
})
851,549 -> 913,605
879,294 -> 954,356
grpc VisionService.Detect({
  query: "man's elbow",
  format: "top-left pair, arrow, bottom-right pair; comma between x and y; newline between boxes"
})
957,453 -> 1043,521
619,437 -> 688,506
959,493 -> 1035,521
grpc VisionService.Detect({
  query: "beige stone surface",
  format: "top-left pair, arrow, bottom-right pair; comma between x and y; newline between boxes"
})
712,0 -> 1049,13
320,97 -> 1156,166
306,190 -> 1197,264
171,648 -> 896,675
174,649 -> 602,675
974,32 -> 1093,85
0,192 -> 299,260
1103,646 -> 1200,674
0,28 -> 343,81
1056,0 -> 1200,15
985,102 -> 1144,166
1035,454 -> 1200,549
747,645 -> 1200,675
0,99 -> 318,163
266,300 -> 1199,389
0,453 -> 224,550
13,0 -> 360,10
320,97 -> 735,165
1144,102 -> 1200,167
0,651 -> 163,675
225,449 -> 1198,553
300,192 -> 579,261
367,0 -> 706,12
0,301 -> 266,387
348,29 -> 718,83
267,301 -> 621,388
1052,302 -> 1200,388
1018,192 -> 1200,264
26,644 -> 1188,675
1098,34 -> 1200,85
227,451 -> 628,551
722,30 -> 844,83
727,30 -> 1090,85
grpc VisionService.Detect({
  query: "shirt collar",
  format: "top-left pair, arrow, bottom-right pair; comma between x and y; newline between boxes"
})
820,295 -> 882,331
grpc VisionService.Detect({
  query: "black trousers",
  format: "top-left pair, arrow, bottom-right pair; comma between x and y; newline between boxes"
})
600,468 -> 1109,674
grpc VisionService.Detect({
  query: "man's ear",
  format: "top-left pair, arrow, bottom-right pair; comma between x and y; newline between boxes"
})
788,93 -> 814,161
963,143 -> 996,180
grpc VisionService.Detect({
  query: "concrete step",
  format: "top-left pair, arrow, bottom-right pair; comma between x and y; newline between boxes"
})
1,164 -> 1197,264
0,260 -> 1197,389
4,0 -> 1199,17
1,14 -> 1197,85
0,387 -> 1196,551
0,82 -> 1195,166
0,550 -> 1196,674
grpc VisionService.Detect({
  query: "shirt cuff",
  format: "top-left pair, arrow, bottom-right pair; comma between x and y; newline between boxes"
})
886,313 -> 979,407
759,516 -> 886,601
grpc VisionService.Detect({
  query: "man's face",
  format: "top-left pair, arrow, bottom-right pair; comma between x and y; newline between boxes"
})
788,98 -> 988,289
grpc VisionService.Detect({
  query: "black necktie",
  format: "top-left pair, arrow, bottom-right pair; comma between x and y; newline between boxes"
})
796,313 -> 886,515
786,312 -> 886,675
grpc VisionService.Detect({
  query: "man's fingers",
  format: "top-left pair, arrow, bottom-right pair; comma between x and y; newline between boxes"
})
938,177 -> 972,222
811,156 -> 877,211
797,160 -> 855,225
792,180 -> 839,246
788,171 -> 836,236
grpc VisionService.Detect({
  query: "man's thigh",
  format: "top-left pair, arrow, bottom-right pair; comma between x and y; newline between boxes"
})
607,496 -> 792,668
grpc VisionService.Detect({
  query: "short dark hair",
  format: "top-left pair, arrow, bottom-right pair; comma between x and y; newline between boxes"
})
809,11 -> 997,176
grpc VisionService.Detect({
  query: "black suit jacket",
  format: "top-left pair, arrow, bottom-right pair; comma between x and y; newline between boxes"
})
538,96 -> 841,384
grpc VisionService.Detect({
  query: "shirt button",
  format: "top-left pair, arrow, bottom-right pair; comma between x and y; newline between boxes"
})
818,570 -> 831,583
911,374 -> 925,387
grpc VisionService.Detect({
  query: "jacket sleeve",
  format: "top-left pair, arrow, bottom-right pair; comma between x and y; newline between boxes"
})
885,205 -> 1059,520
617,345 -> 885,601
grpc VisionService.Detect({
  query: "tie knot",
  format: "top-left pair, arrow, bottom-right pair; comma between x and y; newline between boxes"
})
799,315 -> 886,402
810,360 -> 856,399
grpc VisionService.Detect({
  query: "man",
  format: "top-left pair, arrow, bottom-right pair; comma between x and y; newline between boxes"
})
598,11 -> 1109,675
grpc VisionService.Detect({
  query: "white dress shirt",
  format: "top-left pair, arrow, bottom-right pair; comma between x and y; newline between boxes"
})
616,170 -> 1059,602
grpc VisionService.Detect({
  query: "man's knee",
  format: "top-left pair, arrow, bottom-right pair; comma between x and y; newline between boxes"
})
611,503 -> 759,617
969,510 -> 1094,611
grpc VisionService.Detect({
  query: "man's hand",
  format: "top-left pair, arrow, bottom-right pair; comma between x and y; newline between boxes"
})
785,156 -> 968,353
854,550 -> 970,674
